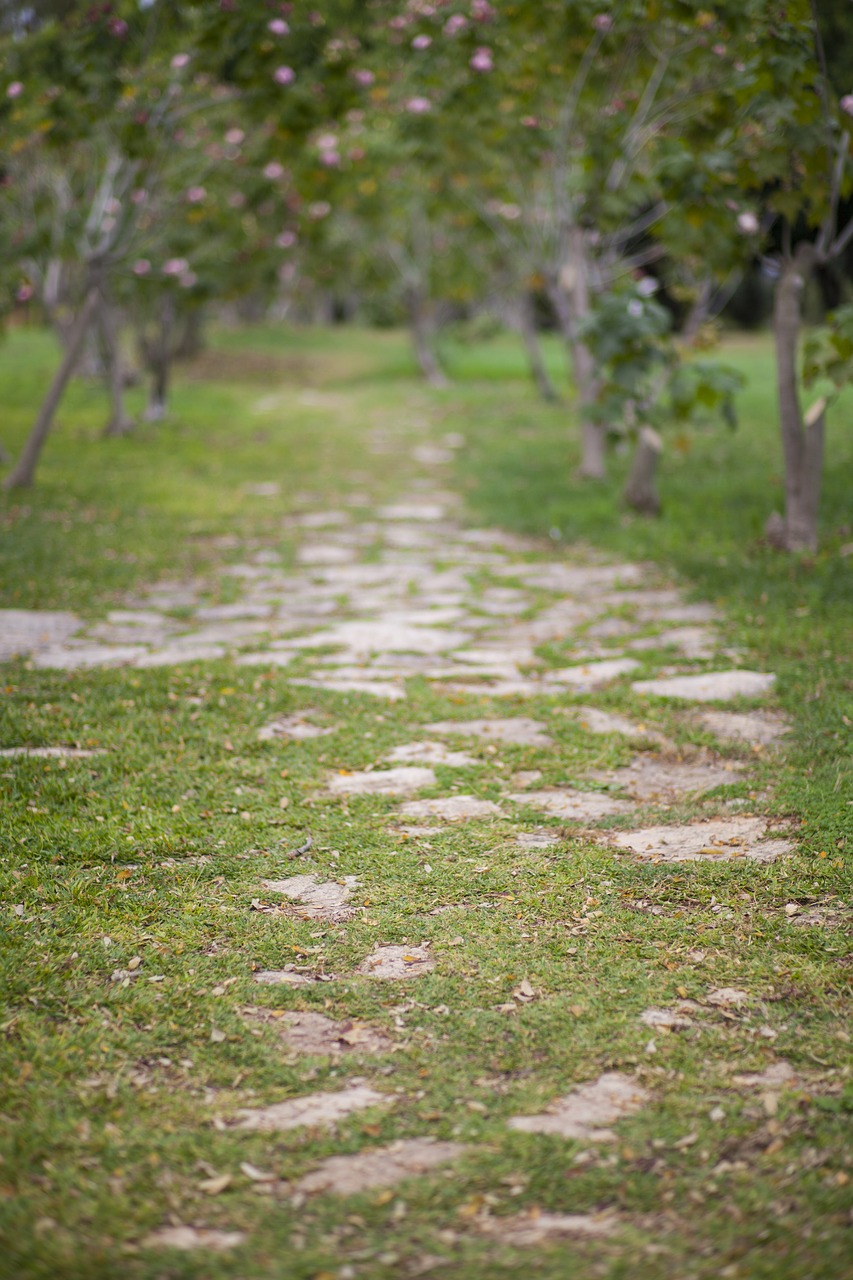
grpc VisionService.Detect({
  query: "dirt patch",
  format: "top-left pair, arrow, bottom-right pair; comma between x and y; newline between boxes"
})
424,718 -> 553,747
234,1083 -> 388,1132
632,670 -> 776,702
141,1226 -> 246,1252
507,789 -> 634,821
296,1137 -> 467,1195
328,766 -> 437,796
261,874 -> 360,921
610,817 -> 793,862
250,1009 -> 393,1056
508,1072 -> 649,1141
358,944 -> 434,978
399,796 -> 504,821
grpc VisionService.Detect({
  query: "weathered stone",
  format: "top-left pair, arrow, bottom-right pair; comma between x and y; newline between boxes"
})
507,789 -> 634,821
257,713 -> 335,741
610,817 -> 793,862
542,658 -> 640,690
328,766 -> 436,796
567,707 -> 650,739
252,969 -> 317,987
632,670 -> 776,702
0,745 -> 101,758
508,1072 -> 649,1141
141,1226 -> 246,1252
136,644 -> 227,667
358,944 -> 434,978
251,1010 -> 393,1057
234,1083 -> 387,1131
296,1138 -> 467,1195
696,709 -> 789,748
0,608 -> 81,661
588,756 -> 744,801
478,1211 -> 618,1245
261,874 -> 360,921
33,644 -> 148,670
424,718 -> 553,747
399,796 -> 504,821
385,742 -> 479,767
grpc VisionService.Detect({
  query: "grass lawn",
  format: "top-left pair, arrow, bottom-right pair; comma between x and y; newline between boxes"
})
0,322 -> 850,1280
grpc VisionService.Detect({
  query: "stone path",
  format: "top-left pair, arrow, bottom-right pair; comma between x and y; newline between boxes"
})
4,445 -> 809,1269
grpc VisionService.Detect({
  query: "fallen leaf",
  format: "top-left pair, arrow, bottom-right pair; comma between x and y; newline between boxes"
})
239,1162 -> 276,1182
210,1028 -> 226,1043
127,956 -> 143,971
198,1174 -> 231,1195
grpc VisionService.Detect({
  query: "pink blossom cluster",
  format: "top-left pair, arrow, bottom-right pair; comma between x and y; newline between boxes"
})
171,53 -> 190,70
593,14 -> 613,33
471,1 -> 495,20
7,81 -> 23,99
276,230 -> 297,248
185,186 -> 206,204
470,46 -> 492,72
163,258 -> 189,276
225,127 -> 245,145
406,96 -> 431,113
444,14 -> 466,36
16,283 -> 34,302
264,161 -> 285,180
268,18 -> 289,35
353,69 -> 375,86
841,94 -> 853,117
274,66 -> 295,85
737,211 -> 759,234
412,34 -> 431,49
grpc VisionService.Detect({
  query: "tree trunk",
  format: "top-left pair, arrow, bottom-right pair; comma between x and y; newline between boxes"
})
141,296 -> 174,422
623,426 -> 663,515
4,286 -> 100,490
769,247 -> 823,552
682,276 -> 714,345
406,287 -> 448,388
547,251 -> 606,478
144,358 -> 170,422
518,292 -> 559,401
99,301 -> 134,437
174,307 -> 205,361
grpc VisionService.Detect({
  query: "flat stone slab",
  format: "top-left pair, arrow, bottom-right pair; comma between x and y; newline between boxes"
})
425,718 -> 553,747
296,1138 -> 466,1196
0,745 -> 102,759
589,756 -> 744,801
610,816 -> 794,862
0,608 -> 81,660
640,1007 -> 693,1030
733,1062 -> 798,1089
257,713 -> 335,741
252,969 -> 318,987
542,658 -> 640,690
379,502 -> 446,521
632,670 -> 776,702
478,1211 -> 618,1245
494,563 -> 645,593
137,644 -> 227,667
234,1083 -> 387,1132
251,1010 -> 392,1057
33,644 -> 148,669
358,945 -> 434,978
261,874 -> 360,921
568,707 -> 650,738
508,1072 -> 649,1142
507,789 -> 634,821
235,652 -> 294,668
289,677 -> 406,700
195,603 -> 273,621
142,1226 -> 246,1252
627,626 -> 717,659
516,831 -> 561,848
385,742 -> 479,767
305,620 -> 471,655
399,796 -> 504,821
328,766 -> 436,796
696,710 -> 789,747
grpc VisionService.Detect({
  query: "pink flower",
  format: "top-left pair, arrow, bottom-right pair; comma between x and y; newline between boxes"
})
353,69 -> 375,86
225,128 -> 245,145
228,192 -> 247,208
521,115 -> 538,127
405,96 -> 431,114
593,13 -> 613,32
841,94 -> 853,117
163,258 -> 189,276
412,35 -> 431,49
268,18 -> 289,35
263,161 -> 285,180
443,14 -> 467,35
317,132 -> 338,149
16,283 -> 33,302
308,200 -> 331,219
470,46 -> 493,72
320,149 -> 340,167
186,186 -> 206,203
712,43 -> 727,57
179,272 -> 197,288
276,231 -> 296,248
471,0 -> 495,20
133,259 -> 151,276
7,81 -> 23,99
274,65 -> 295,85
105,197 -> 121,215
108,17 -> 128,37
131,189 -> 147,204
171,53 -> 190,69
737,211 -> 759,234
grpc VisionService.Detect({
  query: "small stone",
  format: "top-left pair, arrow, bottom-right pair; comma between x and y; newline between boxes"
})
234,1083 -> 388,1131
296,1138 -> 466,1195
261,874 -> 359,921
632,670 -> 776,702
398,796 -> 503,821
141,1226 -> 246,1252
328,766 -> 436,796
359,945 -> 434,979
508,1072 -> 648,1142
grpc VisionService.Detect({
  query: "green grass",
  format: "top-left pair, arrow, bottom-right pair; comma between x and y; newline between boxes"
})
0,323 -> 850,1280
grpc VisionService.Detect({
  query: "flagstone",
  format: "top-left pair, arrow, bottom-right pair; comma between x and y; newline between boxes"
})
478,1211 -> 618,1244
508,1072 -> 649,1141
0,745 -> 102,758
236,652 -> 295,668
515,831 -> 561,847
627,626 -> 717,659
258,712 -> 336,741
385,742 -> 480,767
297,544 -> 358,565
296,1137 -> 467,1195
588,756 -> 745,801
358,944 -> 434,978
261,874 -> 360,921
234,1083 -> 388,1132
379,502 -> 447,521
194,602 -> 274,621
507,789 -> 634,821
567,707 -> 651,738
424,718 -> 553,747
399,796 -> 504,821
328,766 -> 437,796
610,816 -> 794,862
632,670 -> 776,702
252,969 -> 318,986
696,709 -> 789,747
142,1226 -> 246,1252
136,644 -> 228,667
542,658 -> 641,690
250,1010 -> 393,1057
290,677 -> 406,700
33,644 -> 149,669
0,608 -> 82,661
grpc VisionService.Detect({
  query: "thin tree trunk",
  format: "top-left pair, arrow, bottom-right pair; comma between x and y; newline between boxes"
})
99,301 -> 134,437
682,276 -> 714,344
174,307 -> 205,361
406,287 -> 448,388
518,292 -> 559,401
547,261 -> 605,478
769,247 -> 823,551
4,286 -> 100,490
142,296 -> 174,422
623,426 -> 663,515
